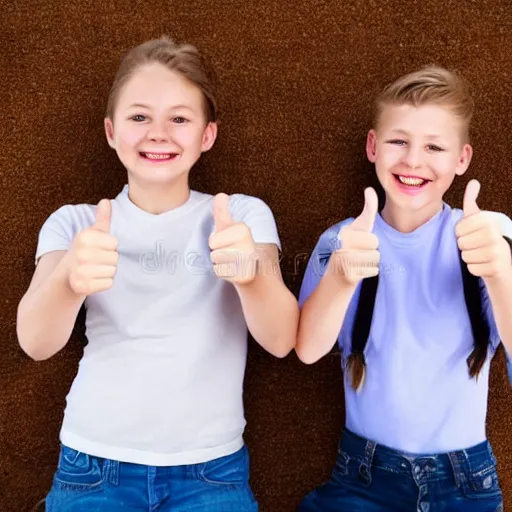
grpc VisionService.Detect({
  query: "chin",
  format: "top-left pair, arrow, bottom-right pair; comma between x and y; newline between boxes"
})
130,168 -> 188,185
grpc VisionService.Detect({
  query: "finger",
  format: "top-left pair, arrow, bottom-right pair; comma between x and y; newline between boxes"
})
457,229 -> 495,252
463,179 -> 481,217
88,278 -> 115,294
209,223 -> 247,250
466,262 -> 497,278
213,193 -> 233,232
349,187 -> 379,232
78,233 -> 119,253
213,263 -> 239,279
460,247 -> 496,265
339,229 -> 379,251
94,199 -> 112,233
70,277 -> 114,295
77,264 -> 118,279
456,211 -> 497,238
331,250 -> 380,276
210,248 -> 244,265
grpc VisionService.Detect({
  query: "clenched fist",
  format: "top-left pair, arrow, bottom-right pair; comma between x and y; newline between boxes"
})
209,193 -> 258,285
456,179 -> 511,281
328,187 -> 380,286
67,199 -> 119,295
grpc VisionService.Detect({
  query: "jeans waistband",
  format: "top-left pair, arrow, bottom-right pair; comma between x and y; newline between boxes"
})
340,428 -> 496,484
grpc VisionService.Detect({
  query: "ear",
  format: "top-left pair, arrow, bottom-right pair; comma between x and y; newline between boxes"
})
104,118 -> 116,149
366,129 -> 377,163
201,122 -> 218,153
454,143 -> 473,176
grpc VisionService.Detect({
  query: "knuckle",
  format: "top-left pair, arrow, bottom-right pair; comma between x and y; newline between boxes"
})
75,248 -> 88,264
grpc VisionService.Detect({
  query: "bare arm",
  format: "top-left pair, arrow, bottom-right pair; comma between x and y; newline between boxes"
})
17,251 -> 85,361
295,187 -> 380,365
457,181 -> 512,354
234,244 -> 299,358
296,267 -> 358,364
485,269 -> 512,353
17,199 -> 117,361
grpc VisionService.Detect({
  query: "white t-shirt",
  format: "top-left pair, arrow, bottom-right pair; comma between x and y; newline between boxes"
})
35,185 -> 281,466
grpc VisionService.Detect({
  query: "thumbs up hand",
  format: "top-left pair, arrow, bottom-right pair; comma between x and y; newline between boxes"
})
456,179 -> 511,280
328,187 -> 380,286
209,193 -> 257,285
68,199 -> 119,295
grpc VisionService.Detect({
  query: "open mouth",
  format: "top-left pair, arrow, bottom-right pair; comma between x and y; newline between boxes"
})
140,152 -> 178,162
393,174 -> 430,188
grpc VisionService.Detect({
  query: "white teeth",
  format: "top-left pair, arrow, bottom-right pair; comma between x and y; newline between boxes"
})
398,176 -> 426,186
144,153 -> 172,160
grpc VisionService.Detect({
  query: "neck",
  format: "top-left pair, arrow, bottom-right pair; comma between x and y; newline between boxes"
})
381,200 -> 443,233
127,175 -> 191,214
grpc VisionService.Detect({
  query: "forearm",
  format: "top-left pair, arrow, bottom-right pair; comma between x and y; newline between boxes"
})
485,269 -> 512,354
234,270 -> 299,359
296,271 -> 358,364
17,255 -> 85,360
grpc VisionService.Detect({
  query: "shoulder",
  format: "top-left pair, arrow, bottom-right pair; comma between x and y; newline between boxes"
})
189,191 -> 272,215
42,203 -> 96,232
448,204 -> 512,237
227,193 -> 274,214
488,212 -> 512,238
314,218 -> 355,256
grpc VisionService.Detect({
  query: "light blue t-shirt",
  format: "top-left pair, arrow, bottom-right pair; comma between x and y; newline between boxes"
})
299,204 -> 512,454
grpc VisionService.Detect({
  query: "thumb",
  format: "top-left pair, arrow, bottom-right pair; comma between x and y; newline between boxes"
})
463,179 -> 481,216
93,199 -> 112,232
213,193 -> 233,232
350,187 -> 379,232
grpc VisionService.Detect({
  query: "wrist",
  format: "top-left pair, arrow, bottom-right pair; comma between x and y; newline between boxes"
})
57,251 -> 84,298
484,266 -> 512,289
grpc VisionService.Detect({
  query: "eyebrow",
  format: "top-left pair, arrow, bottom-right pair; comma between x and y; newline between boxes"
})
389,129 -> 443,140
127,103 -> 195,111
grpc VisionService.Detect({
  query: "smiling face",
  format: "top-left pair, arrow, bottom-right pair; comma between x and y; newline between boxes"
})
366,103 -> 472,227
104,62 -> 217,190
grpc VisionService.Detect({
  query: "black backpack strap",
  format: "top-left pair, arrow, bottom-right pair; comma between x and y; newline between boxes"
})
348,274 -> 379,390
73,303 -> 88,345
459,249 -> 490,379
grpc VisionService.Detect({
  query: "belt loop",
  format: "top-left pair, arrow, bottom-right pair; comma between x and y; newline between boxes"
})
103,457 -> 120,485
359,439 -> 376,486
448,450 -> 468,488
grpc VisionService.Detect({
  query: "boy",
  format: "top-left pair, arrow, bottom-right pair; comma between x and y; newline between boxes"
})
297,66 -> 512,511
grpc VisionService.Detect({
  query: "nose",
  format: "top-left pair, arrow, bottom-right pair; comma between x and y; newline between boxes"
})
403,144 -> 423,170
147,120 -> 170,143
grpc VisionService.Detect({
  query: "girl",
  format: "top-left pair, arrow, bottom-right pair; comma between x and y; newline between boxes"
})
296,66 -> 512,511
17,36 -> 299,511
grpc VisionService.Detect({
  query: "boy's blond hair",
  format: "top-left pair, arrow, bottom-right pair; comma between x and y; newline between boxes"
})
374,66 -> 474,142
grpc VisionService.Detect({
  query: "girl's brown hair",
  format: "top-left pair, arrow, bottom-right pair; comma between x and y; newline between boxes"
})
106,36 -> 217,123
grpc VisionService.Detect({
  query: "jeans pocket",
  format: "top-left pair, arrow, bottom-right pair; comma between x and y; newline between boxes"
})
54,445 -> 104,491
462,463 -> 502,501
198,447 -> 249,487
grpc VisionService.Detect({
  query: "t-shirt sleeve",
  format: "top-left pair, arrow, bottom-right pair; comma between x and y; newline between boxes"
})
298,220 -> 352,307
35,204 -> 93,264
495,212 -> 512,240
228,194 -> 281,249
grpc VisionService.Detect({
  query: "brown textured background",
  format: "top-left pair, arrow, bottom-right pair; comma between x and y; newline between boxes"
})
3,1 -> 512,511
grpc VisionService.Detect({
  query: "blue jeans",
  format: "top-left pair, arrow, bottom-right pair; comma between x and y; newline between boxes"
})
298,429 -> 503,512
46,444 -> 258,511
